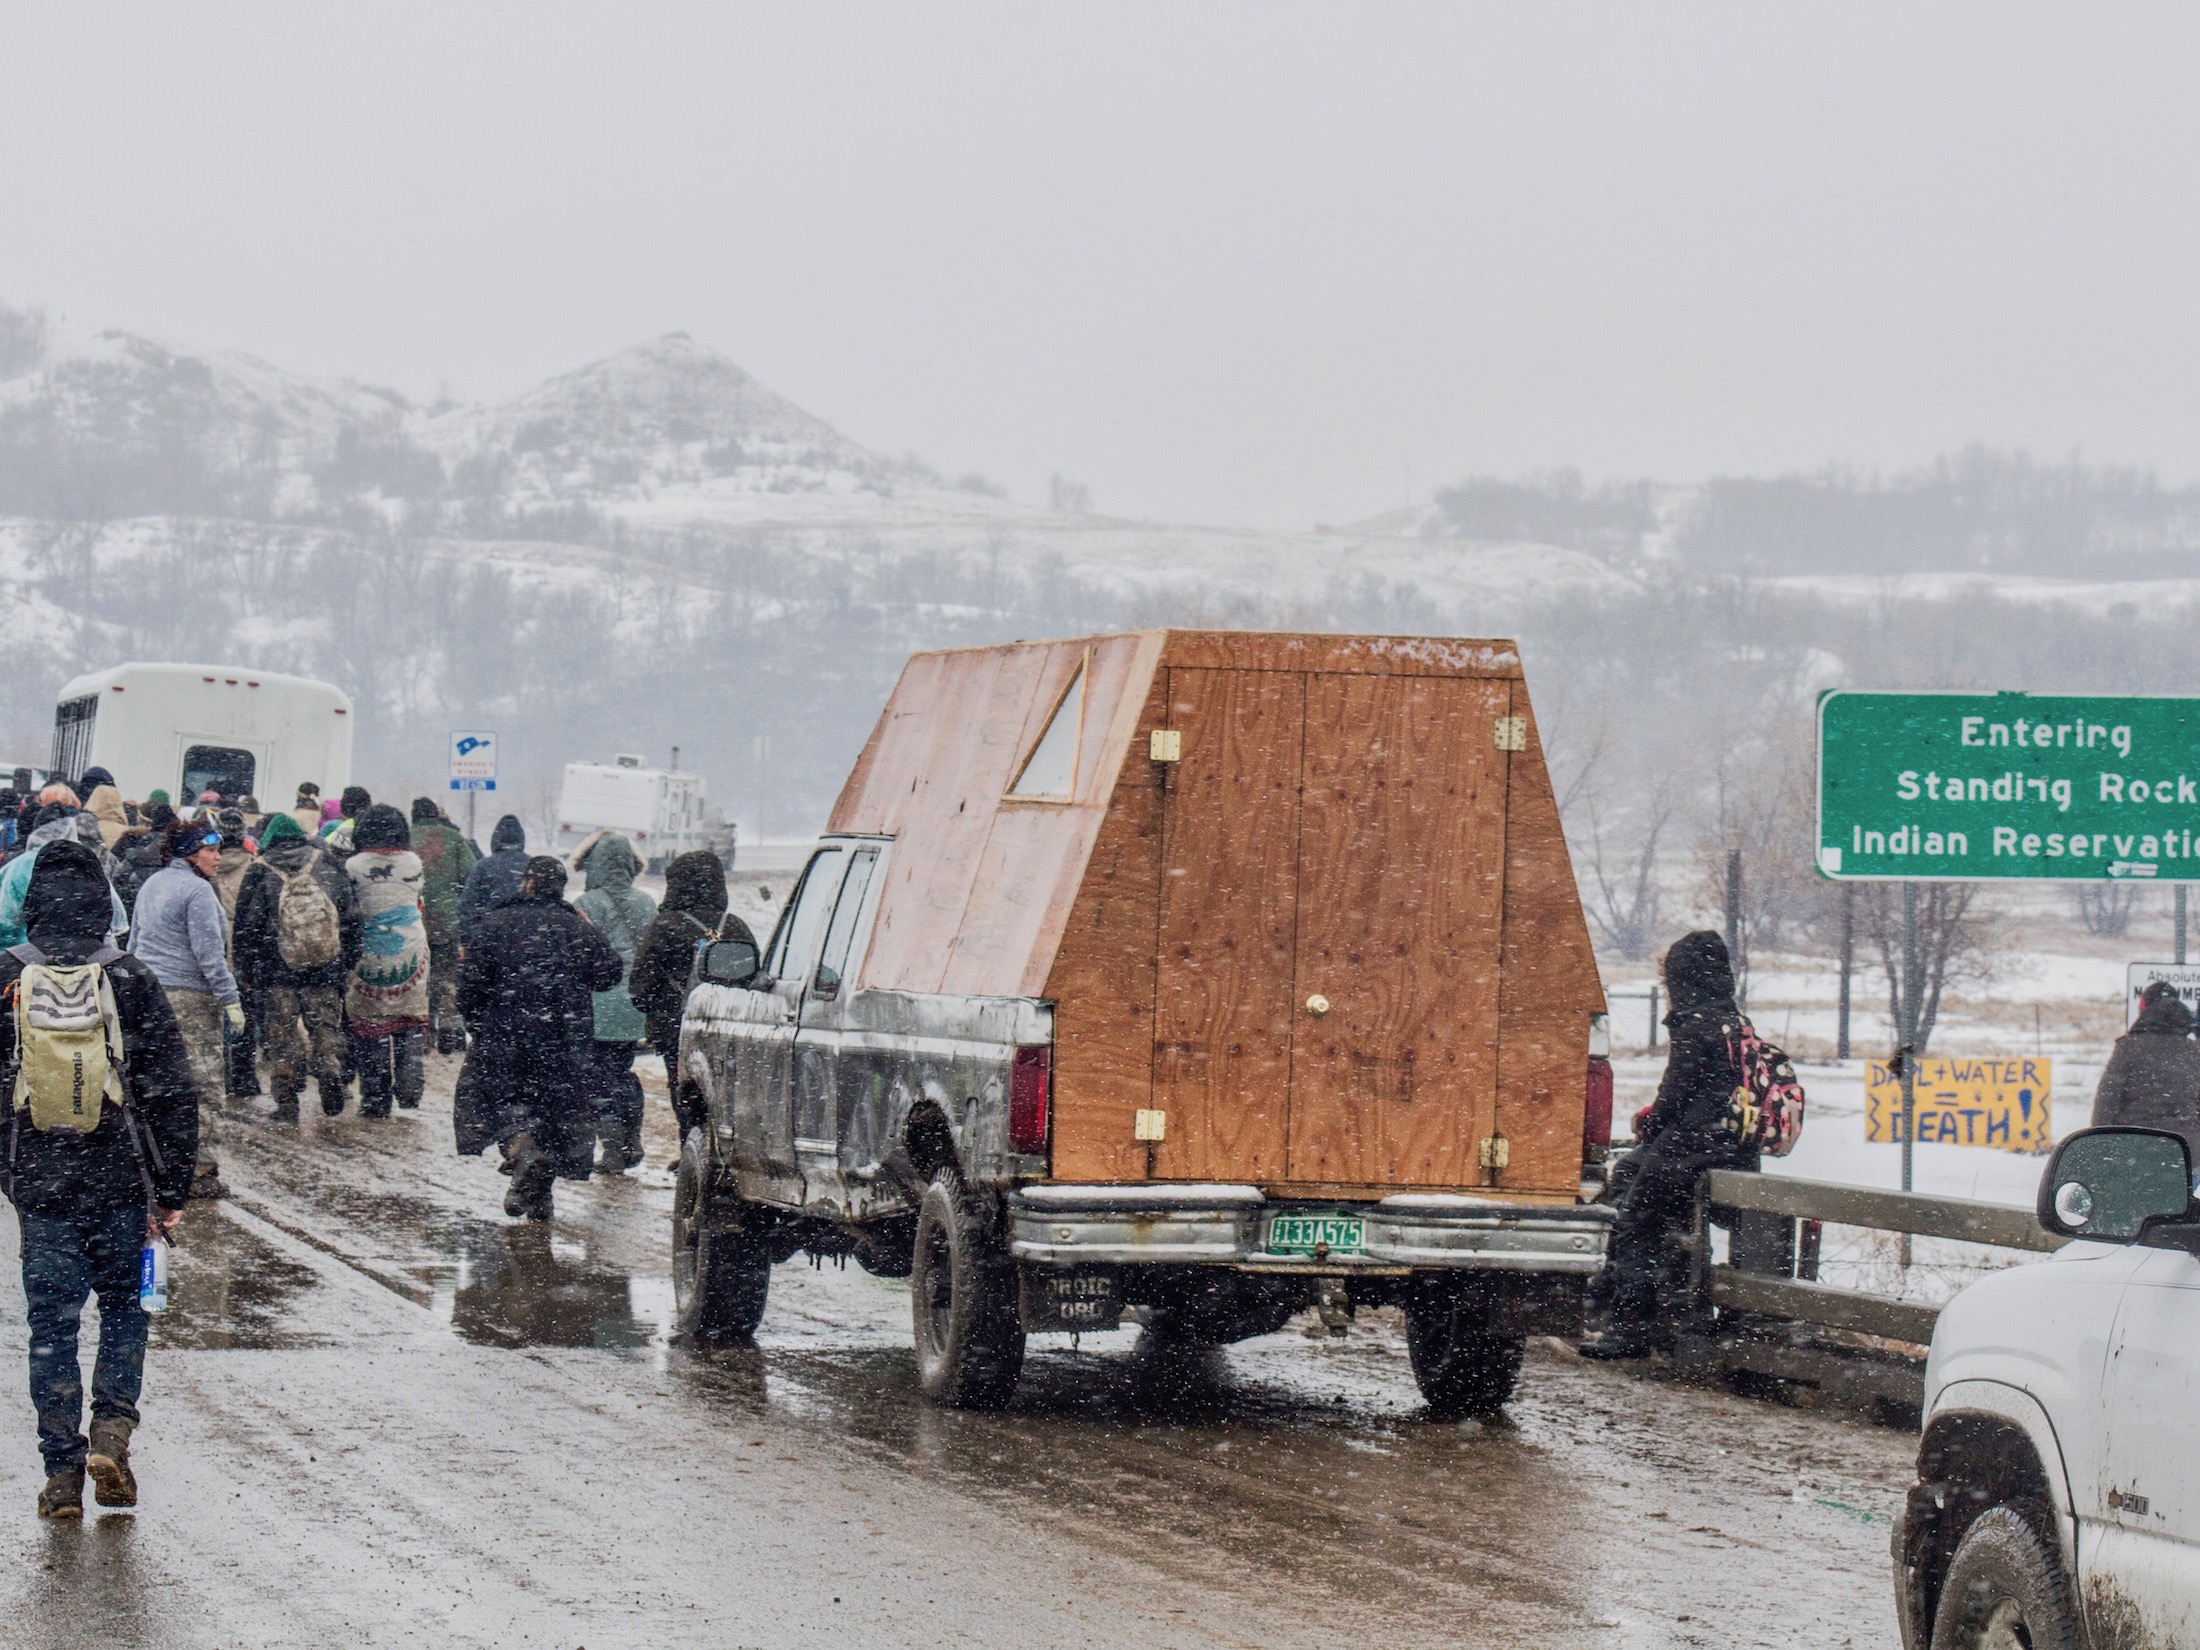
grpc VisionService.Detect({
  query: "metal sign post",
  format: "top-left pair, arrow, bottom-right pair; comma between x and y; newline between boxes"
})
448,730 -> 498,841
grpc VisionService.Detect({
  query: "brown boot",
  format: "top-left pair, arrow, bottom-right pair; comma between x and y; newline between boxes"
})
37,1466 -> 83,1518
86,1419 -> 137,1508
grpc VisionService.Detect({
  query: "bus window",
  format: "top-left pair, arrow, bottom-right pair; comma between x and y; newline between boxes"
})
182,746 -> 256,803
51,696 -> 96,784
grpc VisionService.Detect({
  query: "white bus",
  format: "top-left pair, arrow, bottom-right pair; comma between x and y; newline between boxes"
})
51,663 -> 353,805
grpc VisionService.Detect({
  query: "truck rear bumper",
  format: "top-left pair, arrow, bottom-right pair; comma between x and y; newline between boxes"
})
1006,1185 -> 1613,1274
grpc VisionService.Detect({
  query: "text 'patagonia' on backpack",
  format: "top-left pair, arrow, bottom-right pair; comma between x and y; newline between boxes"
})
10,953 -> 125,1134
1725,1016 -> 1806,1157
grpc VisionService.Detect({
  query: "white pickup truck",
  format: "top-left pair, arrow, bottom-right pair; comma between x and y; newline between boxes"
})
1897,1124 -> 2200,1648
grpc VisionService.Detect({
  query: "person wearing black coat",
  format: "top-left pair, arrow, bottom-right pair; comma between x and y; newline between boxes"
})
2094,983 -> 2200,1154
627,850 -> 736,1137
456,857 -> 624,1221
1,841 -> 200,1516
1581,929 -> 1755,1360
232,812 -> 365,1120
455,814 -> 530,946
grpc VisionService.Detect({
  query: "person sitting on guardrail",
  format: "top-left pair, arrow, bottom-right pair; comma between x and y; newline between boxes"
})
1580,929 -> 1756,1361
2093,980 -> 2200,1155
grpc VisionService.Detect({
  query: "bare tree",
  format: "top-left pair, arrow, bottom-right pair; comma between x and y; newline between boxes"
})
2072,883 -> 2140,938
1858,882 -> 1998,1055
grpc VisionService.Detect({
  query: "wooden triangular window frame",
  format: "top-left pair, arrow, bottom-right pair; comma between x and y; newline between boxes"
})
1005,652 -> 1088,803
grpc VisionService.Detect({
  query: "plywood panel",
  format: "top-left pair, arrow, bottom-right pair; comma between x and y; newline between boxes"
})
1286,673 -> 1510,1186
1491,684 -> 1608,1194
843,636 -> 1148,999
1149,668 -> 1304,1182
1161,631 -> 1522,681
1044,637 -> 1171,1181
942,634 -> 1148,998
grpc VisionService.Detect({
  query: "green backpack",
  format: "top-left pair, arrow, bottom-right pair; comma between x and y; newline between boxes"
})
8,943 -> 126,1134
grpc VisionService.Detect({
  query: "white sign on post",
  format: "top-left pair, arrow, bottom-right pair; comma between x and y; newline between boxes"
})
449,730 -> 498,792
2127,961 -> 2200,1026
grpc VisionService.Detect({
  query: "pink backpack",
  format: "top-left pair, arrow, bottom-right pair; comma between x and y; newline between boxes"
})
1725,1017 -> 1806,1157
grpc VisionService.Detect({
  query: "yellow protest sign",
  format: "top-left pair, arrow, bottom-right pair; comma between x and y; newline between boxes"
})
1864,1057 -> 2052,1153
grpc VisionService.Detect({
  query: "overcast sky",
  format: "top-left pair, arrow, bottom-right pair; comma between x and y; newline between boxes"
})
4,4 -> 2198,529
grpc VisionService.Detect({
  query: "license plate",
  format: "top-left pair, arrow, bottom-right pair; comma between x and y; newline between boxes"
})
1021,1270 -> 1122,1332
1267,1213 -> 1365,1257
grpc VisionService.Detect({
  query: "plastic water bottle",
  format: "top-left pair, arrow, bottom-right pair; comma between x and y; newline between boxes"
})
139,1240 -> 169,1313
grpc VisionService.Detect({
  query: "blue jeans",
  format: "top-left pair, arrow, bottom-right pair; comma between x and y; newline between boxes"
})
19,1205 -> 148,1473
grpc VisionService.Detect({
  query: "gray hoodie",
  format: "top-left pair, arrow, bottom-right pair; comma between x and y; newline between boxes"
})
129,861 -> 240,1004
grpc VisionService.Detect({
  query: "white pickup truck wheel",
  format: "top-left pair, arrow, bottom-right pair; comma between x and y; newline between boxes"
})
673,1129 -> 771,1342
911,1169 -> 1025,1409
1928,1506 -> 2078,1650
1404,1294 -> 1525,1418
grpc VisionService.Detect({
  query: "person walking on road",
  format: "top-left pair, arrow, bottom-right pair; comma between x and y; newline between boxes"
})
1580,930 -> 1756,1361
0,803 -> 130,949
211,808 -> 261,1099
1,841 -> 200,1518
458,857 -> 623,1221
128,819 -> 243,1200
343,805 -> 429,1117
2094,981 -> 2200,1153
573,835 -> 657,1174
456,814 -> 530,946
233,813 -> 361,1121
408,798 -> 477,1054
628,850 -> 732,1138
323,785 -> 371,854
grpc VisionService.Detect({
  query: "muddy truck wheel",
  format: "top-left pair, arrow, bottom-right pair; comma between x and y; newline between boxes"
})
1928,1506 -> 2078,1650
1404,1293 -> 1525,1418
673,1129 -> 771,1342
911,1169 -> 1025,1409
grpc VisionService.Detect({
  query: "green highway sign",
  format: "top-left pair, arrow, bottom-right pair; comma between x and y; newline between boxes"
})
1817,690 -> 2200,882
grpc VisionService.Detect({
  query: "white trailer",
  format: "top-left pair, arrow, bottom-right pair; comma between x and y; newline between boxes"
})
52,663 -> 353,806
554,755 -> 730,870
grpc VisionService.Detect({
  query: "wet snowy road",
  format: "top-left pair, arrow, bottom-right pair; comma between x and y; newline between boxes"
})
0,1058 -> 1914,1649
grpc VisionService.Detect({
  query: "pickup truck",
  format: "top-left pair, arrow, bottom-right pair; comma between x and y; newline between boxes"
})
670,629 -> 1615,1413
1896,1124 -> 2200,1647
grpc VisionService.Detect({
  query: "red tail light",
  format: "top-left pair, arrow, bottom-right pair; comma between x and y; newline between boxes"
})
1584,1056 -> 1614,1152
1010,1045 -> 1052,1156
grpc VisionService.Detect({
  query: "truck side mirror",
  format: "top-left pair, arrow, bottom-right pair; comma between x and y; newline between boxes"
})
698,937 -> 762,990
2038,1127 -> 2192,1242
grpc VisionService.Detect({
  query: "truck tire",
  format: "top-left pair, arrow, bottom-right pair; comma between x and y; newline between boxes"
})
911,1168 -> 1025,1409
673,1128 -> 771,1342
1928,1506 -> 2077,1650
1404,1295 -> 1525,1417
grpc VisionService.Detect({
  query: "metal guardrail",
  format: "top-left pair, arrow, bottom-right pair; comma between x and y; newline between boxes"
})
1674,1170 -> 2066,1414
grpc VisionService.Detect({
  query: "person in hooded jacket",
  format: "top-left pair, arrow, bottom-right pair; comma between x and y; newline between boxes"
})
344,805 -> 429,1117
2094,981 -> 2200,1153
233,812 -> 362,1120
456,815 -> 530,945
0,840 -> 199,1518
409,797 -> 477,1054
117,801 -> 173,894
0,806 -> 131,948
458,857 -> 624,1220
1580,930 -> 1756,1361
627,851 -> 732,1137
573,834 -> 658,1173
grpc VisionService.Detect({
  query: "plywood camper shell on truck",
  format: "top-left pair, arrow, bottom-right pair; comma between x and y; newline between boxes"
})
675,628 -> 1615,1412
830,629 -> 1607,1201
